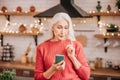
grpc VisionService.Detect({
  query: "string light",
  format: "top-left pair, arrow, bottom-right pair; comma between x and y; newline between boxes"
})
73,24 -> 76,27
107,11 -> 110,13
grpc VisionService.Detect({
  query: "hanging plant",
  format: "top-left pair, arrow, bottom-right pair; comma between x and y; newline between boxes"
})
106,24 -> 119,32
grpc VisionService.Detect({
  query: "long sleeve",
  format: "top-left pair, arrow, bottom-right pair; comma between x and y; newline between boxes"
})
75,42 -> 90,80
34,46 -> 47,80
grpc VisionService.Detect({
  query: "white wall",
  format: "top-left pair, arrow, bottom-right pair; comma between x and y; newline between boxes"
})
0,0 -> 120,67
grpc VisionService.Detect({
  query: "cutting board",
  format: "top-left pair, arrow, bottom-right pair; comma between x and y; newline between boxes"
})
75,34 -> 87,47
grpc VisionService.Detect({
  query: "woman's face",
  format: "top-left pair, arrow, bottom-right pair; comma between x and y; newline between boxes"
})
52,19 -> 69,40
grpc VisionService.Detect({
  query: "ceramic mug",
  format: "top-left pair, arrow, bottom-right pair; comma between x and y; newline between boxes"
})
113,41 -> 119,47
104,41 -> 110,47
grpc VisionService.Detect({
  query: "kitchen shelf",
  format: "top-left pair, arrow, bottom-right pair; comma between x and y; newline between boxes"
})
91,12 -> 120,52
0,32 -> 43,46
89,12 -> 120,16
0,32 -> 43,36
94,34 -> 120,52
94,34 -> 120,39
0,12 -> 40,16
0,12 -> 43,46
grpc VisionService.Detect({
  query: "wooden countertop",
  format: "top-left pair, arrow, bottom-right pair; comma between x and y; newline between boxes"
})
0,61 -> 120,77
0,61 -> 35,70
91,68 -> 120,77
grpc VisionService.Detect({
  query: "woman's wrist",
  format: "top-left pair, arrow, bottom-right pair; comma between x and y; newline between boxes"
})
43,65 -> 57,79
68,54 -> 75,60
69,56 -> 82,69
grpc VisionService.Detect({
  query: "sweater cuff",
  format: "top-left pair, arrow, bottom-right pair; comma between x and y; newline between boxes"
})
42,73 -> 48,80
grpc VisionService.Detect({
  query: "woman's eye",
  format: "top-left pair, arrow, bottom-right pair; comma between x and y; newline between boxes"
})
56,25 -> 69,29
65,26 -> 69,29
57,26 -> 62,29
64,26 -> 69,29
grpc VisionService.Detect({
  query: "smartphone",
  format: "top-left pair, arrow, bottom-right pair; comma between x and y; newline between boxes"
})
55,54 -> 64,64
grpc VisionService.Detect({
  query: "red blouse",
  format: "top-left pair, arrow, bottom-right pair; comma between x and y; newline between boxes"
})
34,39 -> 90,80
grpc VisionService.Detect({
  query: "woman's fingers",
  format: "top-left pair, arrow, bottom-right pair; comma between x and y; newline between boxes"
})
66,44 -> 74,53
57,60 -> 64,65
55,60 -> 65,70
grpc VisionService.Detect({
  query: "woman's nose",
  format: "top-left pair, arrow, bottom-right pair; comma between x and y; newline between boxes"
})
61,28 -> 65,33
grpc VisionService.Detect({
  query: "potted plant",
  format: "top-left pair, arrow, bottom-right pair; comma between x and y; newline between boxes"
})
0,70 -> 16,80
116,0 -> 120,10
106,24 -> 119,32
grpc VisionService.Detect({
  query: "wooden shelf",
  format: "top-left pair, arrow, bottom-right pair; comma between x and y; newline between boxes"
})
89,12 -> 120,16
91,68 -> 120,78
0,32 -> 43,36
0,12 -> 40,16
94,34 -> 120,52
94,34 -> 120,39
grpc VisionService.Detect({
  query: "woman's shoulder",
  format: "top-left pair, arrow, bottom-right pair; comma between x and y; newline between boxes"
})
73,40 -> 83,47
37,40 -> 50,48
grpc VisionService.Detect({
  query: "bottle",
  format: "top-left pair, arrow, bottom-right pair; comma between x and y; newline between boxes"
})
96,1 -> 102,12
107,5 -> 111,12
95,57 -> 103,68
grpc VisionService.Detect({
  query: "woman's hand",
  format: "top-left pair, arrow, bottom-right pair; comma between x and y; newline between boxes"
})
66,44 -> 75,58
52,60 -> 65,71
66,42 -> 81,69
43,60 -> 65,79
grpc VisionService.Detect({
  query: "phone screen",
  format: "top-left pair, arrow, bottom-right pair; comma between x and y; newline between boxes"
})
55,54 -> 64,64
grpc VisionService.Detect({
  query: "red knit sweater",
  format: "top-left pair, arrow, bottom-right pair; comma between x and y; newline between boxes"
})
34,39 -> 90,80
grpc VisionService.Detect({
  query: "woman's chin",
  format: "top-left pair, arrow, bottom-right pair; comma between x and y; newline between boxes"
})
58,37 -> 66,40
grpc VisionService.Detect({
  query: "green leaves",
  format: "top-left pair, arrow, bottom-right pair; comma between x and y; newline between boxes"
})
0,70 -> 16,80
116,0 -> 120,7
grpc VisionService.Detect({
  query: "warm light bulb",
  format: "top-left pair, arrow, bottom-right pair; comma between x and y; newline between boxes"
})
41,23 -> 43,25
119,9 -> 120,11
92,11 -> 95,13
111,33 -> 114,36
107,11 -> 110,13
114,11 -> 117,13
73,24 -> 76,27
0,11 -> 2,13
89,11 -> 92,13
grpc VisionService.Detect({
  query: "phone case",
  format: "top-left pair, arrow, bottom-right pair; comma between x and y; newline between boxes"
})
55,54 -> 64,64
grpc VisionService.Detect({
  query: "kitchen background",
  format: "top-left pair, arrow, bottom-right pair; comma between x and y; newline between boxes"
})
0,0 -> 120,68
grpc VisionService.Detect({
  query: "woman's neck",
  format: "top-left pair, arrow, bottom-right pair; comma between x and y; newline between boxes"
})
50,38 -> 67,41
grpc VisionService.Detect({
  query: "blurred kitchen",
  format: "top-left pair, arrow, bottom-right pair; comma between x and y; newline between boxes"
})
0,0 -> 120,80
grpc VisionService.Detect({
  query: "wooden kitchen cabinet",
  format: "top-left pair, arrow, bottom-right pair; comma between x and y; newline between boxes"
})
16,69 -> 34,77
92,76 -> 107,80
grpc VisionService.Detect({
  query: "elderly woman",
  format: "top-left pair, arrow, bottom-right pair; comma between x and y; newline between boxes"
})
34,12 -> 90,80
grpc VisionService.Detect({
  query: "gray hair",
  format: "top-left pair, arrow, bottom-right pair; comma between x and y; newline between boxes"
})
49,12 -> 76,41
